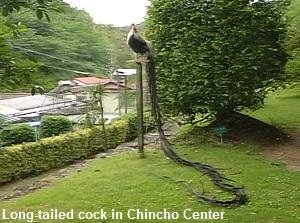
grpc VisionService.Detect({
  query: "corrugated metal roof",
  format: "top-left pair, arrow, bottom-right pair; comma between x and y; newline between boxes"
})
0,105 -> 20,115
0,95 -> 70,111
73,77 -> 113,85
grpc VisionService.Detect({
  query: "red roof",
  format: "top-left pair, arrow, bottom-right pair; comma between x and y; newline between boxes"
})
72,77 -> 133,90
73,77 -> 113,85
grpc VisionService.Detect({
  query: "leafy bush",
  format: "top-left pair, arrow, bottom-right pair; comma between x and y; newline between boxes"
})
40,116 -> 72,138
144,111 -> 156,131
118,113 -> 138,141
117,111 -> 156,141
0,124 -> 35,146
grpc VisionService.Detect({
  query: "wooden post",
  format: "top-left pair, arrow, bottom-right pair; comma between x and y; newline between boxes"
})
136,62 -> 145,158
117,72 -> 121,116
124,76 -> 128,114
143,64 -> 150,107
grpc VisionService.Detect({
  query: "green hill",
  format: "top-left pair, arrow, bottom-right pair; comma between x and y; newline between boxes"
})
0,0 -> 136,92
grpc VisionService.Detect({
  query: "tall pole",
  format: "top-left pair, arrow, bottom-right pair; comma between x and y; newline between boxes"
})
124,76 -> 128,114
117,72 -> 121,116
136,62 -> 145,158
143,64 -> 150,106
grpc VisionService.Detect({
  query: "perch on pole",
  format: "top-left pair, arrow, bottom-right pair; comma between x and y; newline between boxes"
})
135,62 -> 144,158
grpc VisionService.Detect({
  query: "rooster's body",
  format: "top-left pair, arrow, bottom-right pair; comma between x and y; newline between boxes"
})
127,24 -> 152,56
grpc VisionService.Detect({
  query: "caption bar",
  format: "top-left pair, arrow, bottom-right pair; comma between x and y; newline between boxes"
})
1,208 -> 225,222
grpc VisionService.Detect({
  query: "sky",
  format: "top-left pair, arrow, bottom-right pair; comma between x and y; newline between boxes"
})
63,0 -> 150,27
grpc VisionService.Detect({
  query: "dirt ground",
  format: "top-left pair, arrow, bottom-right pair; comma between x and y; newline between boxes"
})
259,129 -> 300,171
211,112 -> 300,172
209,113 -> 300,171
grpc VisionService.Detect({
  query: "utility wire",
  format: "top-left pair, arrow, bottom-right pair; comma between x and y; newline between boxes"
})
9,44 -> 110,76
12,45 -> 70,62
41,64 -> 103,76
11,43 -> 109,63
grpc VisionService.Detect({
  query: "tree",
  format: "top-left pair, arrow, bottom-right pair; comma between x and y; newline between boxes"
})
1,0 -> 56,21
0,0 -> 60,91
286,0 -> 300,80
1,1 -> 110,91
87,85 -> 108,151
9,6 -> 110,75
98,24 -> 136,69
0,17 -> 39,91
146,0 -> 289,120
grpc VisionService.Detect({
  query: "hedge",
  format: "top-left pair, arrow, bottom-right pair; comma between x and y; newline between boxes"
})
0,119 -> 129,184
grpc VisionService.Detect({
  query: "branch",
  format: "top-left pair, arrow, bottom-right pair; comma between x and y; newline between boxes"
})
169,114 -> 213,126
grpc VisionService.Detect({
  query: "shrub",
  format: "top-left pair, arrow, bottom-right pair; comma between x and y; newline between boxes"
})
144,111 -> 156,132
118,113 -> 138,141
117,111 -> 156,141
40,116 -> 72,138
0,124 -> 35,146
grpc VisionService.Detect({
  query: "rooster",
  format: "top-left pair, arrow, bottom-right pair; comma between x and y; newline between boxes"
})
127,23 -> 153,60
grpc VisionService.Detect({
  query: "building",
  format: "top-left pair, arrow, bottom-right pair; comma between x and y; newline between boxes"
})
50,76 -> 135,115
0,76 -> 136,123
0,95 -> 76,121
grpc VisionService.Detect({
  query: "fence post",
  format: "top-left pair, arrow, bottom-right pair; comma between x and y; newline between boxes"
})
136,62 -> 145,158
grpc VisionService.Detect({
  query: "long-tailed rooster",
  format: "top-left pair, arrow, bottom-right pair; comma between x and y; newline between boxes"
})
126,23 -> 247,206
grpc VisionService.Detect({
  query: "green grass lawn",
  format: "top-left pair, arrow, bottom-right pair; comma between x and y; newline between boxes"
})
246,83 -> 300,129
0,84 -> 299,223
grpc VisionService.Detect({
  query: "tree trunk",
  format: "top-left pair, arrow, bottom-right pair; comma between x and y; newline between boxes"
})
99,95 -> 108,151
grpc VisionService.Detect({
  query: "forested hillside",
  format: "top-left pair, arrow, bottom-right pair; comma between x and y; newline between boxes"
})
286,0 -> 300,80
98,25 -> 134,69
0,0 -> 134,92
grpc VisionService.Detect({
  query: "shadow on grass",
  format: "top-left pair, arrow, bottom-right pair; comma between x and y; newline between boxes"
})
209,112 -> 291,147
